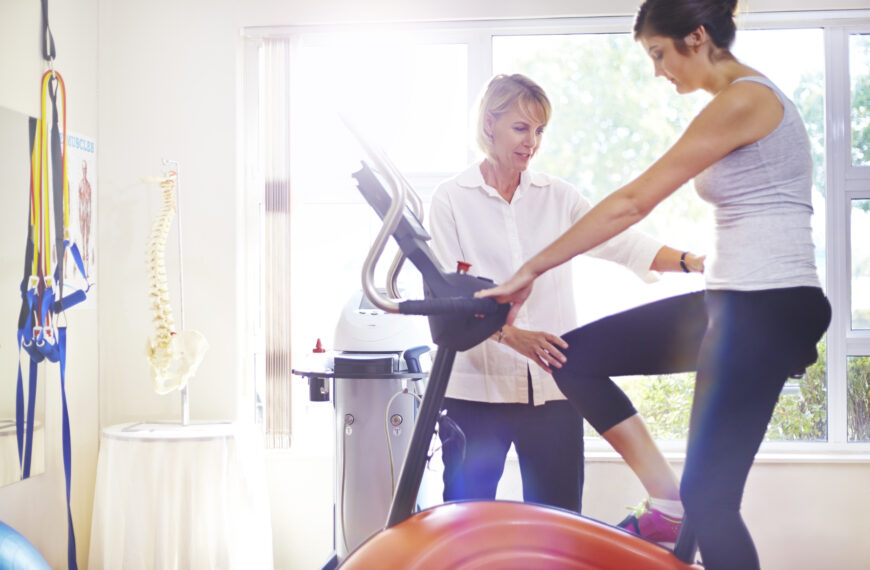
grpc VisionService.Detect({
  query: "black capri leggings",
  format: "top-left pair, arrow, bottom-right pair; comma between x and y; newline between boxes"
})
553,287 -> 831,570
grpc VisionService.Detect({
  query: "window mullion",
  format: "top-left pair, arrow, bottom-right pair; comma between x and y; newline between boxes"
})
825,26 -> 850,445
465,30 -> 493,165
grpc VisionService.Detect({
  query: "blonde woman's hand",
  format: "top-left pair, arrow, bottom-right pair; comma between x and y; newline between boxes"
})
499,326 -> 568,374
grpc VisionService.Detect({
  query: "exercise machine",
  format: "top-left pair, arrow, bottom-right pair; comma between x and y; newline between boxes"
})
294,290 -> 434,567
336,124 -> 699,569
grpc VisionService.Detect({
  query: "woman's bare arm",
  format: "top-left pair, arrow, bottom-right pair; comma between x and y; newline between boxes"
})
477,80 -> 781,322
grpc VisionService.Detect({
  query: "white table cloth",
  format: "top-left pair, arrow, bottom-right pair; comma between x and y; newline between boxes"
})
88,422 -> 273,570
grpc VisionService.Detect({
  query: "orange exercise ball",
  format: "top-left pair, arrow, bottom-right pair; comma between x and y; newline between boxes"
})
340,501 -> 695,570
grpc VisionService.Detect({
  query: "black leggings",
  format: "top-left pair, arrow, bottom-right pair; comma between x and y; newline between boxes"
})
553,287 -> 831,570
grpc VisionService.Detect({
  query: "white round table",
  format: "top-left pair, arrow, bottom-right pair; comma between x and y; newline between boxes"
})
88,422 -> 273,570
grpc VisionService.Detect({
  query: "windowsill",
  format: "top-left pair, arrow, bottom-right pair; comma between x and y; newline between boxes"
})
582,439 -> 870,464
583,449 -> 870,464
268,437 -> 870,465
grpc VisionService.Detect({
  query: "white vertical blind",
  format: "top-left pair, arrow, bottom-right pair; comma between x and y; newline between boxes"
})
262,38 -> 293,448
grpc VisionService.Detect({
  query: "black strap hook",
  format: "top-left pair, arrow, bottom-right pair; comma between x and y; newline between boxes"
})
41,0 -> 56,63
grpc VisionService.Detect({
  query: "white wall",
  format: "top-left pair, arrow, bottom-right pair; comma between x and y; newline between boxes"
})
1,0 -> 869,569
0,0 -> 100,568
96,0 -> 245,427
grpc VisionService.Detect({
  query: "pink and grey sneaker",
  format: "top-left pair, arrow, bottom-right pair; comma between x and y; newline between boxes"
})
616,499 -> 682,548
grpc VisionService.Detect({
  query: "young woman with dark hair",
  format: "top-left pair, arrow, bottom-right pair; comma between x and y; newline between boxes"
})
479,2 -> 831,568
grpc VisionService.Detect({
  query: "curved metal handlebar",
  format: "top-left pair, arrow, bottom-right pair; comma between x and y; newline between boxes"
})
343,117 -> 406,313
385,170 -> 424,300
343,115 -> 427,313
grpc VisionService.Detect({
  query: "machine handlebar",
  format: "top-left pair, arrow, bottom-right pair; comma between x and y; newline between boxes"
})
398,297 -> 501,316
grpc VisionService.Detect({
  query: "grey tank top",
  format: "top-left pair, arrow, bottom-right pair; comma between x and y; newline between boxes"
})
694,76 -> 821,291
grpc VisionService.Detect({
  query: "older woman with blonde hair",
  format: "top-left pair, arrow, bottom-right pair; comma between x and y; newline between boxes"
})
429,73 -> 702,515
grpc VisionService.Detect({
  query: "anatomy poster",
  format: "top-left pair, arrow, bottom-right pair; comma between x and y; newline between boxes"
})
63,131 -> 96,305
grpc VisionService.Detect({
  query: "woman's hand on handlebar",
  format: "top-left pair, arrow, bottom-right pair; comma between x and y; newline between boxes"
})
475,264 -> 537,325
500,326 -> 568,374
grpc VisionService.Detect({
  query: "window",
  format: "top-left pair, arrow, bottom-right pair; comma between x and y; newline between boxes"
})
492,27 -> 829,443
851,33 -> 870,167
848,356 -> 870,441
493,32 -> 710,327
852,199 -> 870,330
287,32 -> 472,366
243,11 -> 870,455
846,29 -> 870,446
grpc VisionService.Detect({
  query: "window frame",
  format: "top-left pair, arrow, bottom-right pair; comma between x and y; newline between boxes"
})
828,25 -> 870,448
242,9 -> 870,460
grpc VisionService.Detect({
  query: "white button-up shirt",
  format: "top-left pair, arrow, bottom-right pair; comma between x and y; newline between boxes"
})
428,162 -> 663,405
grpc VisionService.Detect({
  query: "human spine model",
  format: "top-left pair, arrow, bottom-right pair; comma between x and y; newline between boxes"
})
145,173 -> 208,395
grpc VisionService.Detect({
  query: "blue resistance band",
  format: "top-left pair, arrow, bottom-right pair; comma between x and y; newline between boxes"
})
13,70 -> 84,570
